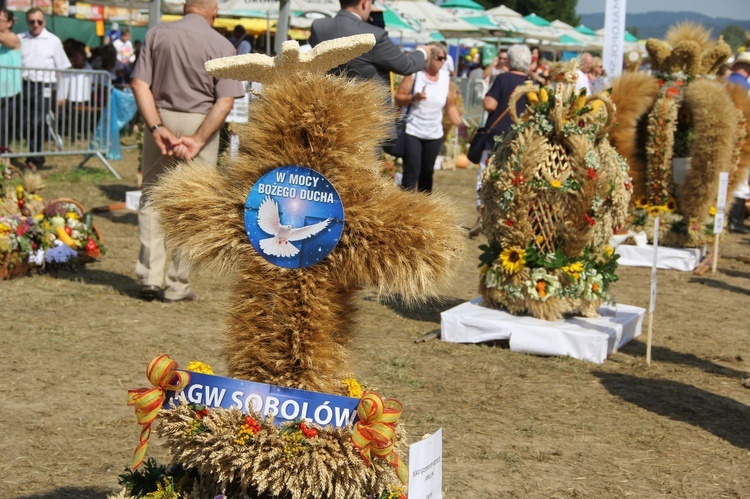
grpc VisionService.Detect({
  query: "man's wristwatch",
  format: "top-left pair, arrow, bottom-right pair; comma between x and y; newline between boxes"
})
150,124 -> 163,132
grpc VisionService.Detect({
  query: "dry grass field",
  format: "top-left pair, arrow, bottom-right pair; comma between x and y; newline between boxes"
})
1,143 -> 750,498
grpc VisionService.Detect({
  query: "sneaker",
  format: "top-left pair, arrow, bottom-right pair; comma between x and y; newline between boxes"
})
163,292 -> 196,303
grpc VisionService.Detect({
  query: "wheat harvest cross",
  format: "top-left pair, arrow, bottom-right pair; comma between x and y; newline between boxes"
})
149,35 -> 463,394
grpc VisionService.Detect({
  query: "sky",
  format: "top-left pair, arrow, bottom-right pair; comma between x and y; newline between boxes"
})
576,0 -> 750,20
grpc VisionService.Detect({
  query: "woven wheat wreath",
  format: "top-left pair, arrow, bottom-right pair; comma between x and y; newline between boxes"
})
479,66 -> 631,321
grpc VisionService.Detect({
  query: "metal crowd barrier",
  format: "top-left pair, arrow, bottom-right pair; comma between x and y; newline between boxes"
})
0,65 -> 119,178
451,76 -> 489,128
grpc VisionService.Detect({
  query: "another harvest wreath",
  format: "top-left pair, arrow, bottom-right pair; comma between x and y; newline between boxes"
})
479,70 -> 631,321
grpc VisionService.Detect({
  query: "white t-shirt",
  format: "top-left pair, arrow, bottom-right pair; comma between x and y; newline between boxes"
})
113,38 -> 135,64
58,62 -> 93,102
405,70 -> 450,140
440,53 -> 455,76
574,69 -> 591,95
19,28 -> 71,83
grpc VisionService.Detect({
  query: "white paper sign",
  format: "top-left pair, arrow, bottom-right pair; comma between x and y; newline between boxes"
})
714,172 -> 730,234
716,172 -> 730,212
649,216 -> 659,314
603,0 -> 627,80
408,428 -> 443,499
714,212 -> 726,234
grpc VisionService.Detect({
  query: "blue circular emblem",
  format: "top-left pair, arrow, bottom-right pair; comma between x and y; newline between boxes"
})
244,165 -> 345,269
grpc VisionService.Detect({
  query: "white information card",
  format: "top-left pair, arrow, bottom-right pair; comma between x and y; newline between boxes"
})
408,428 -> 443,499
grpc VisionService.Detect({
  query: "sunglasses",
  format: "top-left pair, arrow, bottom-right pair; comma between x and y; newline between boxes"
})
436,56 -> 446,61
28,19 -> 44,25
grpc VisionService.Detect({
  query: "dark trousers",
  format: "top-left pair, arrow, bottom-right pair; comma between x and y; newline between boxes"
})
0,94 -> 16,149
22,80 -> 52,166
401,133 -> 442,193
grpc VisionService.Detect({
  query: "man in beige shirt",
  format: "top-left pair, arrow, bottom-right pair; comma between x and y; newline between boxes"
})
131,0 -> 244,303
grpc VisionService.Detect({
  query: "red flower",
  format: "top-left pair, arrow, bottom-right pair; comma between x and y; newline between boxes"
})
504,220 -> 514,227
665,87 -> 679,98
511,175 -> 525,185
657,79 -> 665,86
85,237 -> 101,258
587,168 -> 597,179
584,214 -> 596,226
578,120 -> 585,127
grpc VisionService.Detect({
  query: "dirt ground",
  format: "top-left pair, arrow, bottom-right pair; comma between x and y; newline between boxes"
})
2,143 -> 750,499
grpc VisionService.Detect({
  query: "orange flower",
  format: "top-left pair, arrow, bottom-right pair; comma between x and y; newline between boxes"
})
536,280 -> 547,298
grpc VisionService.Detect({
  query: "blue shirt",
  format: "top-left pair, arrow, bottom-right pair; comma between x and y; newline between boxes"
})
0,46 -> 22,98
727,72 -> 750,90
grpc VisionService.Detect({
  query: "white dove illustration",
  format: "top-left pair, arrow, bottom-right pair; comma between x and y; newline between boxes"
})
257,196 -> 331,258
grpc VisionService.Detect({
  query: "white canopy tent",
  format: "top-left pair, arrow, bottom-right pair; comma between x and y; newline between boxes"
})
550,19 -> 602,52
384,0 -> 482,38
485,5 -> 560,43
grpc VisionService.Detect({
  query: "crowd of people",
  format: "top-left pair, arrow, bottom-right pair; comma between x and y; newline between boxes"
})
0,7 -> 145,171
2,0 -> 749,300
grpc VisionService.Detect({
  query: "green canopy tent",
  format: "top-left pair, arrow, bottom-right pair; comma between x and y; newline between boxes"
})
523,13 -> 551,27
575,24 -> 598,37
624,31 -> 639,42
440,0 -> 485,10
10,15 -> 148,46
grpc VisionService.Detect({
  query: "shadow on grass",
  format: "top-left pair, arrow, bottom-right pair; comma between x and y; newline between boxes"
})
94,209 -> 138,225
53,267 -> 142,299
98,183 -> 137,202
720,268 -> 750,280
594,371 -> 750,450
366,295 -> 467,323
14,487 -> 113,499
619,341 -> 750,379
688,276 -> 750,296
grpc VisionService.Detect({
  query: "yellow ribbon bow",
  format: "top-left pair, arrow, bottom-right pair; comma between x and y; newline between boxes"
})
351,391 -> 408,484
127,354 -> 190,470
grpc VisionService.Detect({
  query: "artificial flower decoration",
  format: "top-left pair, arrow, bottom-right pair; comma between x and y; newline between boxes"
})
1,171 -> 104,278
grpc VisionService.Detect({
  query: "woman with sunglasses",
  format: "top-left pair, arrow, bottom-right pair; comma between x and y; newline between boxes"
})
0,8 -> 21,151
394,42 -> 463,193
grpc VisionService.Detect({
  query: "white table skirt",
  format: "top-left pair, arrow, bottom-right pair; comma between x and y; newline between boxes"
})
615,244 -> 702,271
440,298 -> 645,364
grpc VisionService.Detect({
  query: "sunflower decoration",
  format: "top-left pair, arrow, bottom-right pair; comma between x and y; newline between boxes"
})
635,196 -> 650,209
663,198 -> 678,213
477,62 -> 631,321
499,247 -> 526,274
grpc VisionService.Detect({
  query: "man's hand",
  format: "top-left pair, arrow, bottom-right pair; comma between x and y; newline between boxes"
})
152,126 -> 180,156
173,135 -> 205,160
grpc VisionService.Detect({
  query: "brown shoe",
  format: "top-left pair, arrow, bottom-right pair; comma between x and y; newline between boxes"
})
468,221 -> 482,238
163,292 -> 196,303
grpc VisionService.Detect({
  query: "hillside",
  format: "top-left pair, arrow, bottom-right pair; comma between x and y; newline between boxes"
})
579,11 -> 750,39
